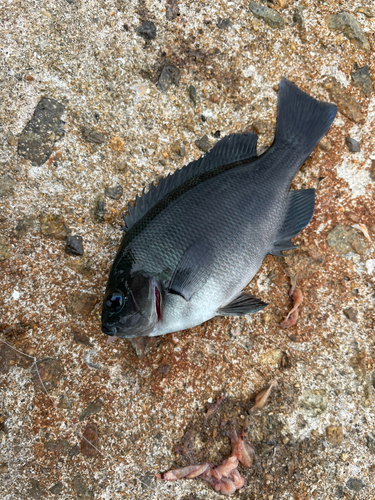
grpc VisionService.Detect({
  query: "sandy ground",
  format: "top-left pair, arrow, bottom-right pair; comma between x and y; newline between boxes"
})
1,0 -> 375,499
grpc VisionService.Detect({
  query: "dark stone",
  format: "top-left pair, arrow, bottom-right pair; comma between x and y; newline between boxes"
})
158,363 -> 171,374
0,174 -> 15,197
194,134 -> 211,152
322,77 -> 364,123
346,478 -> 365,491
80,423 -> 98,457
105,184 -> 123,200
72,331 -> 93,347
345,137 -> 360,152
0,342 -> 33,373
49,482 -> 63,495
44,439 -> 70,454
249,2 -> 285,29
217,18 -> 231,29
327,12 -> 370,51
82,127 -> 106,144
93,197 -> 106,222
18,98 -> 65,166
343,307 -> 358,323
136,21 -> 156,40
213,130 -> 221,138
293,7 -> 304,29
65,235 -> 84,256
68,292 -> 97,317
351,65 -> 372,97
33,358 -> 64,392
335,485 -> 345,498
188,85 -> 197,105
40,213 -> 69,240
79,399 -> 103,421
166,0 -> 180,20
29,479 -> 45,499
71,474 -> 91,499
157,65 -> 181,92
68,444 -> 80,456
15,216 -> 35,238
366,434 -> 375,452
327,224 -> 368,255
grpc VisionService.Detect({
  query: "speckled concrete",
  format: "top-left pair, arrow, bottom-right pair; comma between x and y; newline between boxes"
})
0,1 -> 375,499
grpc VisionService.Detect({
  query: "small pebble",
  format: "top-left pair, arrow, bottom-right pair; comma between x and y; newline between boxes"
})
136,21 -> 157,40
82,127 -> 106,144
343,307 -> 358,323
195,135 -> 211,152
18,98 -> 65,165
327,12 -> 370,51
40,213 -> 69,240
65,235 -> 84,256
249,2 -> 285,29
188,85 -> 197,105
6,133 -> 17,146
351,65 -> 372,97
93,197 -> 106,222
322,77 -> 364,123
109,136 -> 125,152
319,137 -> 332,151
345,137 -> 360,152
346,478 -> 365,492
116,160 -> 129,172
157,65 -> 181,93
105,184 -> 123,200
69,292 -> 97,317
217,18 -> 231,29
210,94 -> 220,103
166,0 -> 180,20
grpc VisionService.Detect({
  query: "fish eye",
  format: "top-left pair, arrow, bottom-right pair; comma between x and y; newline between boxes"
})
105,291 -> 125,313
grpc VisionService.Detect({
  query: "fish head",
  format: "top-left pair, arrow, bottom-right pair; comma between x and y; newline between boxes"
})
101,273 -> 161,338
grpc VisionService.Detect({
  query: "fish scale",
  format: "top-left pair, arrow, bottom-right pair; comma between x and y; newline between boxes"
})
101,79 -> 337,339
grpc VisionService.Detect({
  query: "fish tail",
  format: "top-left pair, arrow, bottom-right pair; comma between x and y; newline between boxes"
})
274,78 -> 337,157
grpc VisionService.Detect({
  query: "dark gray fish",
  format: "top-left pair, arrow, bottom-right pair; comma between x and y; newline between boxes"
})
101,79 -> 337,339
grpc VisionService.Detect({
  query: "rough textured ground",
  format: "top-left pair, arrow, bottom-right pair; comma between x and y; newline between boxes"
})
1,1 -> 375,499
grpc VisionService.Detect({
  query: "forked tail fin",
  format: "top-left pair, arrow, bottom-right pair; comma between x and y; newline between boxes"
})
274,78 -> 337,157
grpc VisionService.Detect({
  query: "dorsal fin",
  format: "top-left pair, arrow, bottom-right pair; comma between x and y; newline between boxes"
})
123,133 -> 258,230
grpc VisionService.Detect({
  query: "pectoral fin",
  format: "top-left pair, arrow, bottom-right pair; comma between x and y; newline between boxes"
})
168,239 -> 214,301
217,292 -> 268,316
270,189 -> 315,256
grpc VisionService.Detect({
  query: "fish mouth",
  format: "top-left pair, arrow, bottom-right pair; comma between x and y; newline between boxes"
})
102,324 -> 117,336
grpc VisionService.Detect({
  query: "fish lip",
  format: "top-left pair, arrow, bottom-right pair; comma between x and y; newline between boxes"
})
102,324 -> 117,336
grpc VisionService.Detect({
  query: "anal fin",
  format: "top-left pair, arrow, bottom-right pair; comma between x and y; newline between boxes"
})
269,189 -> 315,256
217,292 -> 268,317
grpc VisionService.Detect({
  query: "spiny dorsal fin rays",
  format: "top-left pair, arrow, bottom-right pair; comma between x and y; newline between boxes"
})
122,132 -> 258,231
